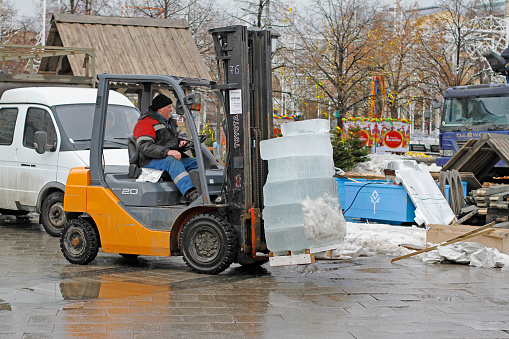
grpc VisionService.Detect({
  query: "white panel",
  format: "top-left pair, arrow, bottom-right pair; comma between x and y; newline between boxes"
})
391,162 -> 456,227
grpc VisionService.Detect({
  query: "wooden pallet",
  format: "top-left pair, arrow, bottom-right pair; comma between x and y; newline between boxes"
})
269,244 -> 341,267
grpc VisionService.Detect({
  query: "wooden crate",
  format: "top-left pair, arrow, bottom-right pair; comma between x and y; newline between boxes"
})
427,224 -> 509,255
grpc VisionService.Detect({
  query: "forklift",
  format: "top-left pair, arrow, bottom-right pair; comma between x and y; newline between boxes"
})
59,26 -> 275,274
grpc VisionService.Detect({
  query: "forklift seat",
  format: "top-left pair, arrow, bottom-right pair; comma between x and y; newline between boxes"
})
127,134 -> 172,181
127,135 -> 142,178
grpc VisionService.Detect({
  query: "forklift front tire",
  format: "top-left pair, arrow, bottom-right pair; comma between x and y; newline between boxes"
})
180,213 -> 236,274
60,218 -> 100,265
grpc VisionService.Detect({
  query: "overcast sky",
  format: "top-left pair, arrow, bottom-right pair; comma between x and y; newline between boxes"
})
15,0 -> 37,17
14,0 -> 439,19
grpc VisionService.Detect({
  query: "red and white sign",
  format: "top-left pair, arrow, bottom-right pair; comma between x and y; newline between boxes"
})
342,119 -> 410,154
383,130 -> 403,149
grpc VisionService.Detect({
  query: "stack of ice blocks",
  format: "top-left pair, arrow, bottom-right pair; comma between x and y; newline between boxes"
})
260,119 -> 346,255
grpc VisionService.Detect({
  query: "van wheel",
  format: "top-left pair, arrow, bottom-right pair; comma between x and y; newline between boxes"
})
179,213 -> 237,274
41,191 -> 65,237
60,218 -> 99,265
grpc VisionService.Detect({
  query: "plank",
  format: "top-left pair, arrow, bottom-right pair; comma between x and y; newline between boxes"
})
127,25 -> 157,75
452,209 -> 478,225
391,222 -> 495,263
476,185 -> 509,197
54,13 -> 189,28
136,25 -> 161,75
309,243 -> 343,254
118,25 -> 144,74
147,26 -> 173,75
103,24 -> 128,74
269,253 -> 315,267
399,243 -> 426,251
490,192 -> 509,201
343,172 -> 385,180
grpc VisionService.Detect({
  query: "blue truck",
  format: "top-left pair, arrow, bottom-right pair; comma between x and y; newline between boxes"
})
437,83 -> 509,168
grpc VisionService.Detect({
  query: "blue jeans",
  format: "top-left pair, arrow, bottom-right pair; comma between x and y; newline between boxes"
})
146,156 -> 198,195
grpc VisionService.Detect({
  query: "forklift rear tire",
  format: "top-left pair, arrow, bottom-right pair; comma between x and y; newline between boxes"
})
180,213 -> 236,274
60,218 -> 100,265
41,191 -> 66,237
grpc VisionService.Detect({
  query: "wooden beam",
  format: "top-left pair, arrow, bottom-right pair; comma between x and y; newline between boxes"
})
391,222 -> 496,263
52,13 -> 189,29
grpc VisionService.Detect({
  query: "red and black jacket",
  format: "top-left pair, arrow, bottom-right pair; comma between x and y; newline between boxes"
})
133,108 -> 183,167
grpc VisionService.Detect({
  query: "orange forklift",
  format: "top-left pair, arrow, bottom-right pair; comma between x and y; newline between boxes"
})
59,26 -> 276,274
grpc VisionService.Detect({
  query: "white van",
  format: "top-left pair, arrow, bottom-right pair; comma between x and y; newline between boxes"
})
0,87 -> 140,236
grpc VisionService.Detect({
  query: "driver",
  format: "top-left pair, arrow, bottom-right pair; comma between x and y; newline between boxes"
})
133,94 -> 198,202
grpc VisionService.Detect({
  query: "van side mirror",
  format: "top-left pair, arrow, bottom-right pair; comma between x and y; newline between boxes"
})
34,131 -> 56,154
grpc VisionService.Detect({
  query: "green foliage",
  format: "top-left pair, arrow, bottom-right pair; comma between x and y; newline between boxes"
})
332,127 -> 370,171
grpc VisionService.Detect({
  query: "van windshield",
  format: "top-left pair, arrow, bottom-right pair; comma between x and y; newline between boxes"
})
53,104 -> 140,147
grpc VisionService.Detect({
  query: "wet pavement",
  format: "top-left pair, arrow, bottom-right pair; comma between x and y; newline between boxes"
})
1,215 -> 509,338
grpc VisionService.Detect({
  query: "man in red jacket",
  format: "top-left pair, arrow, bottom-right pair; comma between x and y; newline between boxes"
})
133,94 -> 198,202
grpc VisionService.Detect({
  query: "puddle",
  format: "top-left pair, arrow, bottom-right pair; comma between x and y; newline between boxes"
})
61,280 -> 169,299
0,279 -> 171,307
0,283 -> 63,305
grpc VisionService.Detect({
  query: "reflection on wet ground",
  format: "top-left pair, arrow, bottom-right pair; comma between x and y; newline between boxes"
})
2,216 -> 509,337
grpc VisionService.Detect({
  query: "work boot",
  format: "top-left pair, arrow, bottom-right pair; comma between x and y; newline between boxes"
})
185,188 -> 198,202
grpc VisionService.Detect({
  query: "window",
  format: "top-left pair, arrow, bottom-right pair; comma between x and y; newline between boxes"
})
54,104 -> 140,148
23,108 -> 57,149
0,108 -> 18,145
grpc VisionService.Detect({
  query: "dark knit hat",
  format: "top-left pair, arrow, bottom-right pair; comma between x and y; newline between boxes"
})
150,94 -> 173,111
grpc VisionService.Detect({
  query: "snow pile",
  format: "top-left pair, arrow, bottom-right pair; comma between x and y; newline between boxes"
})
301,195 -> 346,241
351,153 -> 404,174
423,162 -> 442,173
423,242 -> 509,270
350,153 -> 441,175
330,222 -> 426,258
327,222 -> 509,271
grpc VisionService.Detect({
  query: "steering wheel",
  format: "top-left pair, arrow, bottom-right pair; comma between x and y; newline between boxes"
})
180,134 -> 207,153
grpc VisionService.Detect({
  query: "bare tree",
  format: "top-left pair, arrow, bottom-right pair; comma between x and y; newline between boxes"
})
0,0 -> 19,43
228,0 -> 269,28
114,0 -> 193,18
415,0 -> 486,90
374,5 -> 438,119
281,0 -> 383,127
47,0 -> 113,15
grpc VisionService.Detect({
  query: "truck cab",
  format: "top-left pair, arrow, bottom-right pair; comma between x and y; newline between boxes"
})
438,84 -> 509,168
0,87 -> 139,236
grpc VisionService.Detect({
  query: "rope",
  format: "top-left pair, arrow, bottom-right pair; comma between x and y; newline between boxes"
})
343,182 -> 377,214
439,170 -> 464,216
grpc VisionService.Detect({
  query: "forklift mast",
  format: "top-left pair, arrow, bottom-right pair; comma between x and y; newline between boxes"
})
210,26 -> 274,256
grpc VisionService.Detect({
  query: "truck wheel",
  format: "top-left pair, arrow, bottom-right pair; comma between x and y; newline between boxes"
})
41,191 -> 66,237
180,213 -> 236,274
60,218 -> 99,265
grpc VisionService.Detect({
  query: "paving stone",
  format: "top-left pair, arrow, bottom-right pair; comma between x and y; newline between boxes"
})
2,219 -> 509,337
